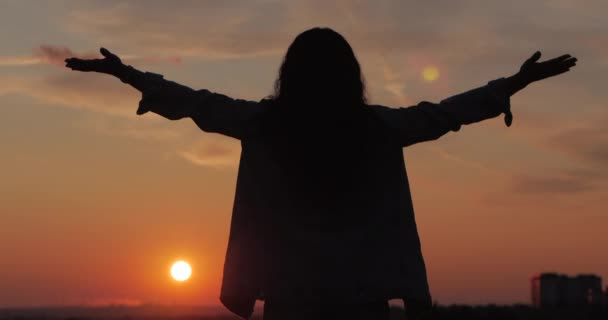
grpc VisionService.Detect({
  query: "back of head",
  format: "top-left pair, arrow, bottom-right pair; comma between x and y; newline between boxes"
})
272,27 -> 366,109
259,29 -> 390,211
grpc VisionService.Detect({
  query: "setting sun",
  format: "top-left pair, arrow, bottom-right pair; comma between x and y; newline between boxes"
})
170,261 -> 192,282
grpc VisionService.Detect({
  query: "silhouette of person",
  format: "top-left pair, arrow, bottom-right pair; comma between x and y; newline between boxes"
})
65,27 -> 577,320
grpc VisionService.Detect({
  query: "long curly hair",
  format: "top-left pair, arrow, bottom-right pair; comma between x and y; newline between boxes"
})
271,27 -> 367,107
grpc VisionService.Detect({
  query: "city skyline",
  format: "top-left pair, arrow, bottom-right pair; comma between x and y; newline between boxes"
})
531,272 -> 604,307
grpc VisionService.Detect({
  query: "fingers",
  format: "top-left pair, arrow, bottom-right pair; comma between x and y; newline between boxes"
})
537,53 -> 577,77
64,57 -> 87,70
64,57 -> 102,72
530,51 -> 542,62
524,51 -> 542,66
547,67 -> 572,79
545,54 -> 573,64
64,47 -> 121,73
540,59 -> 577,80
100,47 -> 113,58
522,51 -> 541,70
547,55 -> 577,70
64,57 -> 79,65
100,47 -> 121,63
563,56 -> 577,66
521,50 -> 578,83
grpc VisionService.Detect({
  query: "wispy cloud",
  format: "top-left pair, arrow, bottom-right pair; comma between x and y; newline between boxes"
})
177,136 -> 240,168
509,172 -> 598,194
546,119 -> 608,166
0,45 -> 182,67
0,73 -> 137,117
430,146 -> 505,177
497,114 -> 608,195
34,45 -> 99,66
0,56 -> 44,66
61,1 -> 291,59
380,57 -> 411,106
74,114 -> 184,142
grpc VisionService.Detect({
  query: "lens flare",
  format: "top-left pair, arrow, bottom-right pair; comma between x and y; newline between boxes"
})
422,66 -> 440,82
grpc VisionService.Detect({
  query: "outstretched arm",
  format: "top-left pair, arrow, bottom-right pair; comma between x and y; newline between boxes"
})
372,51 -> 577,147
65,48 -> 264,139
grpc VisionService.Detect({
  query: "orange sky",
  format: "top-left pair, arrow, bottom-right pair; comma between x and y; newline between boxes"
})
1,0 -> 607,308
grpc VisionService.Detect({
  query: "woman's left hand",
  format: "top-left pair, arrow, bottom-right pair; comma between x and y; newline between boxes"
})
65,47 -> 125,77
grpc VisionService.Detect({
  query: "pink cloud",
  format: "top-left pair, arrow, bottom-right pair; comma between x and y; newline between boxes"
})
0,45 -> 183,67
33,45 -> 99,66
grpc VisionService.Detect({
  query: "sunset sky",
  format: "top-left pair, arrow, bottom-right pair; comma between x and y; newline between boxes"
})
1,0 -> 607,308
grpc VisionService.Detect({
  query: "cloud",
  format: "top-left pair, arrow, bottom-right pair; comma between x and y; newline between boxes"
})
0,73 -> 138,117
176,136 -> 240,168
380,58 -> 411,106
62,1 -> 292,59
498,111 -> 608,195
511,106 -> 608,171
504,118 -> 608,195
546,120 -> 608,166
1,70 -> 239,170
52,0 -> 608,108
0,45 -> 100,67
509,171 -> 599,194
0,56 -> 44,67
34,45 -> 99,66
3,0 -> 606,171
430,146 -> 505,177
56,0 -> 514,61
0,45 -> 182,67
74,114 -> 184,141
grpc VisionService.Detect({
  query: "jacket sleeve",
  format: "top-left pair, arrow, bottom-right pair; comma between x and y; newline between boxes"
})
135,71 -> 265,140
370,77 -> 512,147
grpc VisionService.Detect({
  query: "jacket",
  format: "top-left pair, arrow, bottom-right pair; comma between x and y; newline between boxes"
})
135,72 -> 511,319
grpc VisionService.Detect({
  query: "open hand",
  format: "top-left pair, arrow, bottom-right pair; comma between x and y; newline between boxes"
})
518,51 -> 577,84
64,47 -> 124,76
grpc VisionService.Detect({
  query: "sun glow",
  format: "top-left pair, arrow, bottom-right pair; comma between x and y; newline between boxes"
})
170,261 -> 192,282
421,66 -> 440,82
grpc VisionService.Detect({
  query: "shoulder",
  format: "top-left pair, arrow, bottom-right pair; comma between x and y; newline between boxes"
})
364,104 -> 398,124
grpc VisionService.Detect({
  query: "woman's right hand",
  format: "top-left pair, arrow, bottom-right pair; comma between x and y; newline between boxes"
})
65,47 -> 125,76
517,51 -> 577,86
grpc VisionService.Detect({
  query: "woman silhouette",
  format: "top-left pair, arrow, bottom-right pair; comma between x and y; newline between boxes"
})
65,27 -> 576,320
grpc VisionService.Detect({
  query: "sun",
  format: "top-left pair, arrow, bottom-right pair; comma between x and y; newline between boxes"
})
170,260 -> 192,282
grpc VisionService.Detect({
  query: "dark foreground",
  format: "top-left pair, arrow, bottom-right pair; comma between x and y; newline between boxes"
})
1,304 -> 606,320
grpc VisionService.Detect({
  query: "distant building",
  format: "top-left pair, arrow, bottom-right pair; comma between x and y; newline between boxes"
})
531,273 -> 603,308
